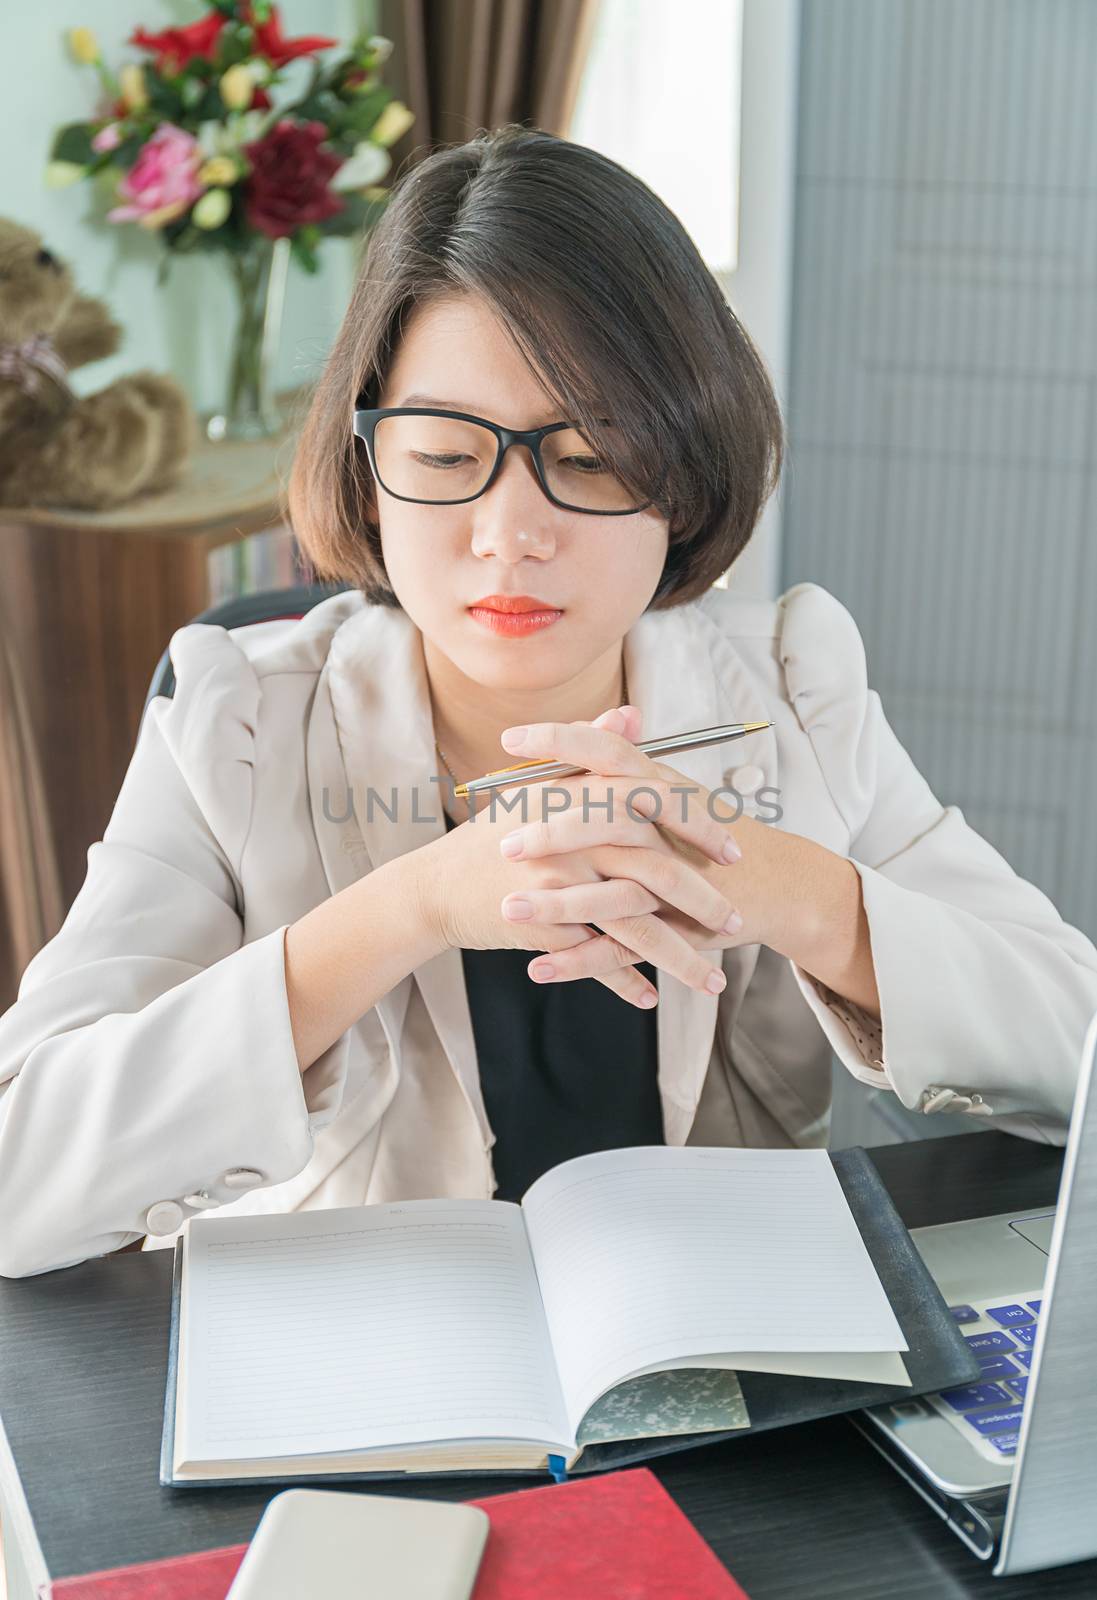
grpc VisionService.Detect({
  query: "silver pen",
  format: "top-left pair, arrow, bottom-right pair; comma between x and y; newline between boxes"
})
453,721 -> 774,799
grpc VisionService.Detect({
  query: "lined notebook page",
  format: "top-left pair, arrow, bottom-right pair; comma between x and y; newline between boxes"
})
520,1147 -> 908,1429
179,1201 -> 572,1463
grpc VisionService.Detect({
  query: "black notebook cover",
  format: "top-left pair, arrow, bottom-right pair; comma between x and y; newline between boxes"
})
160,1146 -> 982,1488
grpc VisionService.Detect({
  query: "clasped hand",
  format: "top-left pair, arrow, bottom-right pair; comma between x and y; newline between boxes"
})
429,705 -> 745,1010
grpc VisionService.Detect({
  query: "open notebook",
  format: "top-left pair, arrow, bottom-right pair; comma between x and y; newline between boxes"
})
162,1147 -> 910,1485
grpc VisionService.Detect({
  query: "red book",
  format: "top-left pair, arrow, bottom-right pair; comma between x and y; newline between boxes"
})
470,1468 -> 748,1599
48,1467 -> 749,1599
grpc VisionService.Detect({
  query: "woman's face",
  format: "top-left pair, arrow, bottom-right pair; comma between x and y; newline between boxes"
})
373,293 -> 670,695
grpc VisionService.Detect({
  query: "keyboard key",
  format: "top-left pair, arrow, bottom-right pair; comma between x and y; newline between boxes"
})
969,1406 -> 1024,1436
1009,1377 -> 1029,1400
988,1431 -> 1020,1456
1012,1323 -> 1038,1347
977,1354 -> 1020,1380
1026,1300 -> 1042,1315
940,1382 -> 1014,1412
949,1304 -> 979,1324
986,1303 -> 1035,1328
1016,1350 -> 1034,1369
964,1330 -> 1017,1355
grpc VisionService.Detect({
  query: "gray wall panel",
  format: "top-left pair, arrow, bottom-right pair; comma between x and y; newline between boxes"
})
784,0 -> 1097,951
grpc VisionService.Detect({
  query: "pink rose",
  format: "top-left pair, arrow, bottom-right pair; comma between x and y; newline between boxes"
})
107,124 -> 203,227
92,123 -> 123,153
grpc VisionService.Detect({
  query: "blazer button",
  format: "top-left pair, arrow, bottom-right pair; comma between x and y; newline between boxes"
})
144,1200 -> 184,1236
223,1168 -> 265,1190
726,763 -> 765,796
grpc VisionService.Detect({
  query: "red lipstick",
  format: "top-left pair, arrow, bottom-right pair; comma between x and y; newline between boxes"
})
468,593 -> 564,636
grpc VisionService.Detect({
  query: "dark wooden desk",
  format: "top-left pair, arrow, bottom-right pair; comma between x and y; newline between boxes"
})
0,1133 -> 1089,1600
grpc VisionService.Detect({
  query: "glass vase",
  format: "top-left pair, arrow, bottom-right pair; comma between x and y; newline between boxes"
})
206,235 -> 290,443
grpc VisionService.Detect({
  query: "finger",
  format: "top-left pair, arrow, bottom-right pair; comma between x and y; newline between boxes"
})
508,851 -> 739,936
620,704 -> 643,741
528,942 -> 659,1009
572,706 -> 630,731
573,705 -> 643,740
498,713 -> 656,780
659,906 -> 748,948
502,778 -> 741,869
592,965 -> 659,1008
532,918 -> 726,995
503,878 -> 663,927
545,911 -> 727,995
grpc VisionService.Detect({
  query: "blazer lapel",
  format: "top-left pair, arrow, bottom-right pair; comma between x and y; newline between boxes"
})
313,601 -> 492,1144
623,598 -> 778,1144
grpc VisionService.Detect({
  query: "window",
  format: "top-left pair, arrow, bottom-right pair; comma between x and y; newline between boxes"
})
570,0 -> 743,273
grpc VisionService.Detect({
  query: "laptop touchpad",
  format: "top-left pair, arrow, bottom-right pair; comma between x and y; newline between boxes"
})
1009,1212 -> 1056,1254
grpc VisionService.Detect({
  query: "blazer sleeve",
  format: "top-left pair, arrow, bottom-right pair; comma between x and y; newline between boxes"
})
776,582 -> 1097,1145
0,624 -> 351,1278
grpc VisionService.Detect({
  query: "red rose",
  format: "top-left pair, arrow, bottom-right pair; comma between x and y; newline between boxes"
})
243,120 -> 344,239
130,13 -> 226,73
247,4 -> 336,66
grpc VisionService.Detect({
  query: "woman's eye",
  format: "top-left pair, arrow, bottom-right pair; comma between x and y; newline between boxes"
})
562,454 -> 606,474
410,451 -> 470,468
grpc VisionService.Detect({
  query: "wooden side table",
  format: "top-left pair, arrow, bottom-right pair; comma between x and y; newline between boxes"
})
0,408 -> 304,1010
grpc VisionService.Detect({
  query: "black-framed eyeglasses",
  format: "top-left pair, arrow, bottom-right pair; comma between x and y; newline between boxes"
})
351,405 -> 654,516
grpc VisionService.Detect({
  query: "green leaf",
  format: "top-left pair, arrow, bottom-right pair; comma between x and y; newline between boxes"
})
290,228 -> 321,274
146,72 -> 185,117
51,123 -> 97,165
113,133 -> 146,169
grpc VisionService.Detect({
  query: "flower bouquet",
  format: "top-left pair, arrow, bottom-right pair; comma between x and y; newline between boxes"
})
50,1 -> 414,438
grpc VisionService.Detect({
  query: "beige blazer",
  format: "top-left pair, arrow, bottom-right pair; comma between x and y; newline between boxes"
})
1,581 -> 1095,1278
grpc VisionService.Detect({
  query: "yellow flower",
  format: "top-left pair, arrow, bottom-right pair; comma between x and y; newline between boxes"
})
192,188 -> 231,230
137,198 -> 189,230
68,28 -> 100,65
119,63 -> 148,110
44,160 -> 87,189
198,156 -> 238,187
370,100 -> 415,148
220,64 -> 255,112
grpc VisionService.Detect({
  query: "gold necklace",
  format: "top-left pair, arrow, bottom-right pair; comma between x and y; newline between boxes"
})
433,661 -> 630,819
434,737 -> 468,821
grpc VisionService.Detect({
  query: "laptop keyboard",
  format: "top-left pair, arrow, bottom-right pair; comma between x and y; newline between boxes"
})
926,1293 -> 1043,1462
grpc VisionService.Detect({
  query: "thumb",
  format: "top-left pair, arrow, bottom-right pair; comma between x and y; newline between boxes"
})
619,704 -> 643,742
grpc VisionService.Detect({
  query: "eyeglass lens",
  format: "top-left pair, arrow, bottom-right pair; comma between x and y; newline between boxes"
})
371,414 -> 645,512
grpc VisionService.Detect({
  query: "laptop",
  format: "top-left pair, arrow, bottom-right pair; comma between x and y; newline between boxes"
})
852,1006 -> 1097,1577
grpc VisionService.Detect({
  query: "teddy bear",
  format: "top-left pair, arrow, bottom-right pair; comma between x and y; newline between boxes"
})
0,218 -> 194,510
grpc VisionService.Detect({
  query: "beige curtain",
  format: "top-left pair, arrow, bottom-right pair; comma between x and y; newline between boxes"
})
0,617 -> 63,1010
377,0 -> 601,167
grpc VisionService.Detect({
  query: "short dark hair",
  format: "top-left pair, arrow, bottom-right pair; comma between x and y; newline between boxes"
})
288,123 -> 783,610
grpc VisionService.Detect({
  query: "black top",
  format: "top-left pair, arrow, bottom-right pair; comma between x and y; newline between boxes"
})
443,809 -> 664,1200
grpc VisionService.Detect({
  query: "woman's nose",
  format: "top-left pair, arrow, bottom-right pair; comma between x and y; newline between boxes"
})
471,519 -> 555,562
470,450 -> 557,559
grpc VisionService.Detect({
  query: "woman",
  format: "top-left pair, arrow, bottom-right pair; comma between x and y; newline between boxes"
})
1,125 -> 1095,1280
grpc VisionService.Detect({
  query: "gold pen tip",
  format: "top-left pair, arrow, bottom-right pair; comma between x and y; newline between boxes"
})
744,721 -> 773,733
454,782 -> 469,798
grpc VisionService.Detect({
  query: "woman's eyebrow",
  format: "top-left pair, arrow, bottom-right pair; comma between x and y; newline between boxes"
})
396,392 -> 467,409
396,392 -> 564,423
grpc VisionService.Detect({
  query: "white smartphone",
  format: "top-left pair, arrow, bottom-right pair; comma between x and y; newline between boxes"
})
225,1487 -> 490,1600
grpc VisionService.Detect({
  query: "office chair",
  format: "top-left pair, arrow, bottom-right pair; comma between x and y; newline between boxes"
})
142,580 -> 354,715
